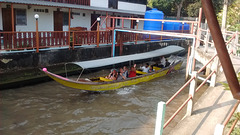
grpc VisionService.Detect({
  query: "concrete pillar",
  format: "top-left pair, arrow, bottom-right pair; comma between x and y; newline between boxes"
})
235,31 -> 239,56
155,102 -> 166,135
196,30 -> 202,48
210,57 -> 219,87
186,71 -> 198,116
204,29 -> 210,53
205,65 -> 211,76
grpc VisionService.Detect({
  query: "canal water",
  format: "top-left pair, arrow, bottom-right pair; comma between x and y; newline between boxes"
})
0,60 -> 207,135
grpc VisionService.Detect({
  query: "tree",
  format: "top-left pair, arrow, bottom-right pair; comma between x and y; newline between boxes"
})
218,0 -> 240,31
175,0 -> 186,20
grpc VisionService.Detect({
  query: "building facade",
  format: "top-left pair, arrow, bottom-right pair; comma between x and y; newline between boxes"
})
0,0 -> 147,32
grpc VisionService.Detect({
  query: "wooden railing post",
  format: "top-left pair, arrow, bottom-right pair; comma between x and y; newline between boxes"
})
186,71 -> 198,116
72,32 -> 75,49
135,20 -> 139,44
154,102 -> 166,135
97,17 -> 100,47
34,14 -> 39,53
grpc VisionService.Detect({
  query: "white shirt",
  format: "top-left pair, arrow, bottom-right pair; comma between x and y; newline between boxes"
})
140,66 -> 150,73
161,57 -> 166,67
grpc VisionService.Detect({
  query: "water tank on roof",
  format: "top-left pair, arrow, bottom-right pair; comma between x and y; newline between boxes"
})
143,8 -> 164,31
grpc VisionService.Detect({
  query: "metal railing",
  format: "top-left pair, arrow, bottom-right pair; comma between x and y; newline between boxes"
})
154,27 -> 238,135
214,100 -> 240,135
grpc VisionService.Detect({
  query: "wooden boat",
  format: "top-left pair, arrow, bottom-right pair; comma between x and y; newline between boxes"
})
42,46 -> 184,91
42,60 -> 182,91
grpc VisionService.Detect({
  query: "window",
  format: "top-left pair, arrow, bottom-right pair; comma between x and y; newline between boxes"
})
15,9 -> 27,25
63,12 -> 69,26
118,0 -> 147,5
109,0 -> 118,9
117,15 -> 120,26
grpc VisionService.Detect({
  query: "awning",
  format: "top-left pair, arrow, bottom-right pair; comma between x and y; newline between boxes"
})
70,45 -> 185,69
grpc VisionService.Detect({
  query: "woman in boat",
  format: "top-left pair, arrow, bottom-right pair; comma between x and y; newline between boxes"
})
129,64 -> 137,78
117,68 -> 127,80
140,63 -> 150,73
165,59 -> 170,67
123,66 -> 129,78
148,65 -> 155,73
106,69 -> 118,80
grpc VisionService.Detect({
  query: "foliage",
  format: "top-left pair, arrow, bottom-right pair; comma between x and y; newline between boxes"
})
217,0 -> 240,31
148,0 -> 224,19
186,1 -> 201,17
221,72 -> 240,91
226,112 -> 240,135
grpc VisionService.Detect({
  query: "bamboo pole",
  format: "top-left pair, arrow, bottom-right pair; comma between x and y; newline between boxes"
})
201,0 -> 240,99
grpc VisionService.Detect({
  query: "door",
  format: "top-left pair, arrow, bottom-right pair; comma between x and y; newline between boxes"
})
91,14 -> 100,31
2,8 -> 15,31
54,11 -> 63,31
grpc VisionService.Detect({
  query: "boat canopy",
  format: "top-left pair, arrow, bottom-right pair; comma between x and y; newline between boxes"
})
69,45 -> 184,69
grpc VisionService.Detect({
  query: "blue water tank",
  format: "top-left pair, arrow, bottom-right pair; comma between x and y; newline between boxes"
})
143,8 -> 164,31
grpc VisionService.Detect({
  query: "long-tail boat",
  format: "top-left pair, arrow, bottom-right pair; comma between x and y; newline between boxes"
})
42,45 -> 184,91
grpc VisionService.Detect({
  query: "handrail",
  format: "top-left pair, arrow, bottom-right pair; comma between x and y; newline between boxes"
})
197,33 -> 236,73
223,100 -> 240,126
195,71 -> 215,92
164,96 -> 192,128
166,77 -> 195,105
227,118 -> 238,135
108,16 -> 198,24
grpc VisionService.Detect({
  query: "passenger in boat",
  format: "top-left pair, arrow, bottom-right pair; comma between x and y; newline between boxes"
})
123,66 -> 129,78
165,59 -> 170,67
140,63 -> 150,73
106,69 -> 118,80
148,65 -> 155,73
159,56 -> 166,68
129,64 -> 137,78
117,68 -> 127,80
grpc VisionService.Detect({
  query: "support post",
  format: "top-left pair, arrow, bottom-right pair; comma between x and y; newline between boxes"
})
111,18 -> 115,56
135,20 -> 139,44
196,8 -> 202,48
11,4 -> 14,32
11,4 -> 14,47
186,71 -> 197,116
214,124 -> 224,135
202,0 -> 240,100
119,32 -> 123,56
68,8 -> 71,49
235,31 -> 239,56
204,29 -> 210,53
161,22 -> 164,40
112,30 -> 116,57
35,14 -> 39,53
97,17 -> 100,47
196,29 -> 202,48
210,57 -> 219,87
185,45 -> 191,80
154,102 -> 166,135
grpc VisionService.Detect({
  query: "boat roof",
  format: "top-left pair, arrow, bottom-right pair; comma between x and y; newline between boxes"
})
70,45 -> 184,69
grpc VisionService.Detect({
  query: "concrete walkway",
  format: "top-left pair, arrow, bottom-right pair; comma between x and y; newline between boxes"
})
167,56 -> 240,135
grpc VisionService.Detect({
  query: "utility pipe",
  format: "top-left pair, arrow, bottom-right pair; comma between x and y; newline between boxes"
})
201,0 -> 240,99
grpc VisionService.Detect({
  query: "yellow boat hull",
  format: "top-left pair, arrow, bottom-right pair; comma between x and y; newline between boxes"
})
43,61 -> 182,91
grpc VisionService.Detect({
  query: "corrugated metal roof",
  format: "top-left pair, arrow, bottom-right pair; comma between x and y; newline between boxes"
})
0,0 -> 145,15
